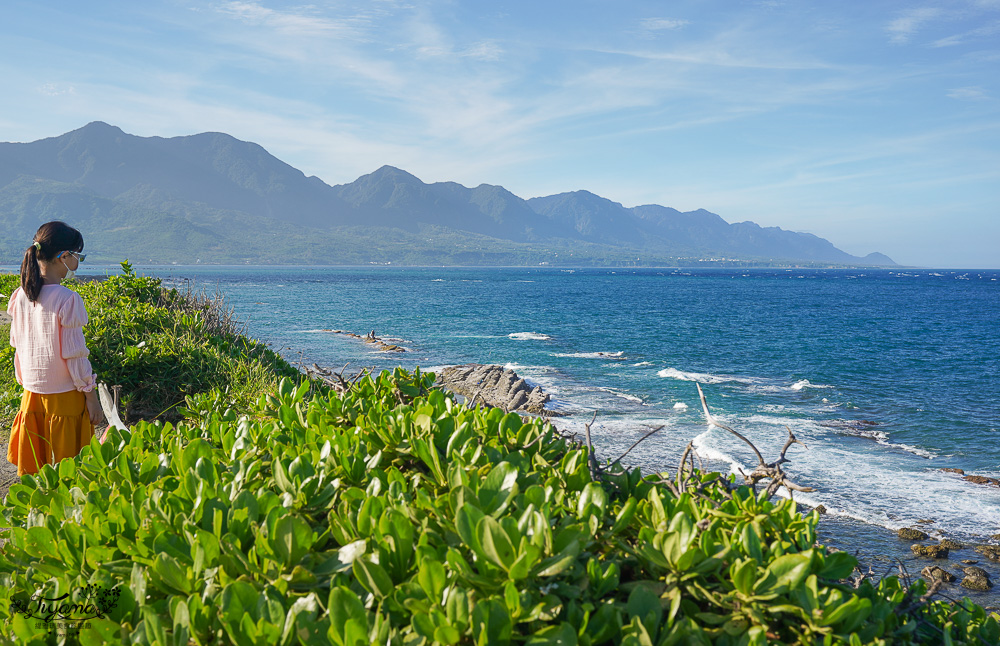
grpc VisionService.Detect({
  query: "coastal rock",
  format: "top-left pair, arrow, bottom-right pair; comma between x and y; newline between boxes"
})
910,544 -> 949,559
940,468 -> 965,475
916,518 -> 935,525
327,329 -> 408,353
963,566 -> 989,578
813,505 -> 827,515
920,566 -> 956,583
939,539 -> 964,551
961,573 -> 993,592
963,475 -> 1000,487
437,364 -> 554,415
974,545 -> 1000,562
961,560 -> 978,565
898,528 -> 929,541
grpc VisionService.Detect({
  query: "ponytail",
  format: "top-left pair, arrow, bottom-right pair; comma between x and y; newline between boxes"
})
20,242 -> 44,302
20,221 -> 85,302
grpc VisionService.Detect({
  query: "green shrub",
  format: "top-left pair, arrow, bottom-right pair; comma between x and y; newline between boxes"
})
0,369 -> 995,645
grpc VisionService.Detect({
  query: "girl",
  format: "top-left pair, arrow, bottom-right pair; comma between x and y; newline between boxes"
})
7,221 -> 105,477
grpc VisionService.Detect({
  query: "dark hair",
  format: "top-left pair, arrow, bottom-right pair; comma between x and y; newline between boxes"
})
21,221 -> 85,302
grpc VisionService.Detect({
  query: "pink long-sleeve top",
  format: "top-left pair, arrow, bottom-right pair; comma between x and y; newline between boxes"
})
7,284 -> 97,394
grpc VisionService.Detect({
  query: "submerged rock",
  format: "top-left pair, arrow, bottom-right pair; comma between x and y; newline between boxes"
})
974,545 -> 1000,562
898,528 -> 929,541
921,566 -> 956,583
963,475 -> 1000,487
437,364 -> 555,415
963,566 -> 989,578
939,539 -> 964,551
911,544 -> 949,559
961,573 -> 993,591
940,468 -> 965,475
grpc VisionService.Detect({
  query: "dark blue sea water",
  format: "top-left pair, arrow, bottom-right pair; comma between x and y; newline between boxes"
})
61,265 -> 1000,597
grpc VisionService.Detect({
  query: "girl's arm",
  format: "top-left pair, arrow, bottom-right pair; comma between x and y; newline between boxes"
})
59,293 -> 104,424
8,291 -> 22,385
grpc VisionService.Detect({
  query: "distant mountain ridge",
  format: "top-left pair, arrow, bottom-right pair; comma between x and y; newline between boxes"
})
0,122 -> 894,266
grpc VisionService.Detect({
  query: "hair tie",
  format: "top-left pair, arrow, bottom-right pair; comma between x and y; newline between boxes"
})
32,241 -> 41,251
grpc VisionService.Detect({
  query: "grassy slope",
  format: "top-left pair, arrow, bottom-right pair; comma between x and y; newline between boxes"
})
0,266 -> 298,428
0,270 -> 996,645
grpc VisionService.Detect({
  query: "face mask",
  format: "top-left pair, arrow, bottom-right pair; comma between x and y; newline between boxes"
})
61,257 -> 76,282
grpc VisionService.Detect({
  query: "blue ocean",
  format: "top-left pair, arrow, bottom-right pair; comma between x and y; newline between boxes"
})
90,265 -> 1000,596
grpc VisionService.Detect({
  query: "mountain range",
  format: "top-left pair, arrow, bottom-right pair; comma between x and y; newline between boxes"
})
0,122 -> 894,266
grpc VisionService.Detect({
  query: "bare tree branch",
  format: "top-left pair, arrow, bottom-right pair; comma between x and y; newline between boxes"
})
608,425 -> 664,469
584,411 -> 601,479
696,383 -> 814,498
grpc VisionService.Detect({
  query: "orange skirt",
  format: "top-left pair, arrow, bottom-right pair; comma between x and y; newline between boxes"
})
7,390 -> 93,477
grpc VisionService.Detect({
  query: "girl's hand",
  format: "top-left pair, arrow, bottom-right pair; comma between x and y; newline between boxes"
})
85,390 -> 106,426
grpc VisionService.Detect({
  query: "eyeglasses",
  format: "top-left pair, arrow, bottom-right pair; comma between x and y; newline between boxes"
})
62,251 -> 87,262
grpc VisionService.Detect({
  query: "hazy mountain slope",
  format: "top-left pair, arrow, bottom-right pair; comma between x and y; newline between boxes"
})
0,123 -> 895,266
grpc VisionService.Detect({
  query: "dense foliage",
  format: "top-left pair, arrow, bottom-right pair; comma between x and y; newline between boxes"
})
0,371 -> 995,643
0,270 -> 996,644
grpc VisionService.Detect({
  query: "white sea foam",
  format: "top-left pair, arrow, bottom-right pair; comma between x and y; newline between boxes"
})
657,368 -> 750,385
691,430 -> 747,475
508,332 -> 552,341
673,402 -> 689,410
431,279 -> 445,282
552,351 -> 624,359
791,379 -> 834,391
596,387 -> 644,404
632,361 -> 653,367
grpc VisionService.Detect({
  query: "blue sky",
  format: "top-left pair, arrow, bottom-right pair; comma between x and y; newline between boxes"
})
2,1 -> 998,267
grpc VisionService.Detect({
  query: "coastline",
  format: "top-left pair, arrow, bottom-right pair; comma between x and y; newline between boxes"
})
2,268 -> 998,608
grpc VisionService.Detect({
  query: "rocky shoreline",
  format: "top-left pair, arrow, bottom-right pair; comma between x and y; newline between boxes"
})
436,363 -> 555,415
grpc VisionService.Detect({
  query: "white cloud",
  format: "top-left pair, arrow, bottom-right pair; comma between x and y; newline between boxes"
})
38,83 -> 75,96
886,7 -> 941,44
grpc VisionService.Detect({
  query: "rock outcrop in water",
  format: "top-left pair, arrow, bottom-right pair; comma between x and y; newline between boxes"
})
911,544 -> 949,559
437,364 -> 552,415
961,567 -> 993,591
324,329 -> 406,352
963,475 -> 1000,487
921,566 -> 956,583
898,528 -> 929,541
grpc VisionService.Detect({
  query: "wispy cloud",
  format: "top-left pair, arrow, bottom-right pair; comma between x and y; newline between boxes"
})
932,19 -> 1000,47
640,18 -> 690,32
947,86 -> 988,100
214,1 -> 368,38
886,7 -> 941,44
461,41 -> 503,61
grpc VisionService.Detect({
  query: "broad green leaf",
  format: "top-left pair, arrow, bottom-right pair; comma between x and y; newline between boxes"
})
352,557 -> 394,599
576,482 -> 608,519
478,515 -> 517,570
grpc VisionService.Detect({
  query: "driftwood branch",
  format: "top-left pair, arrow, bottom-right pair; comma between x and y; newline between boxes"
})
583,412 -> 601,479
307,362 -> 371,394
696,383 -> 814,497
